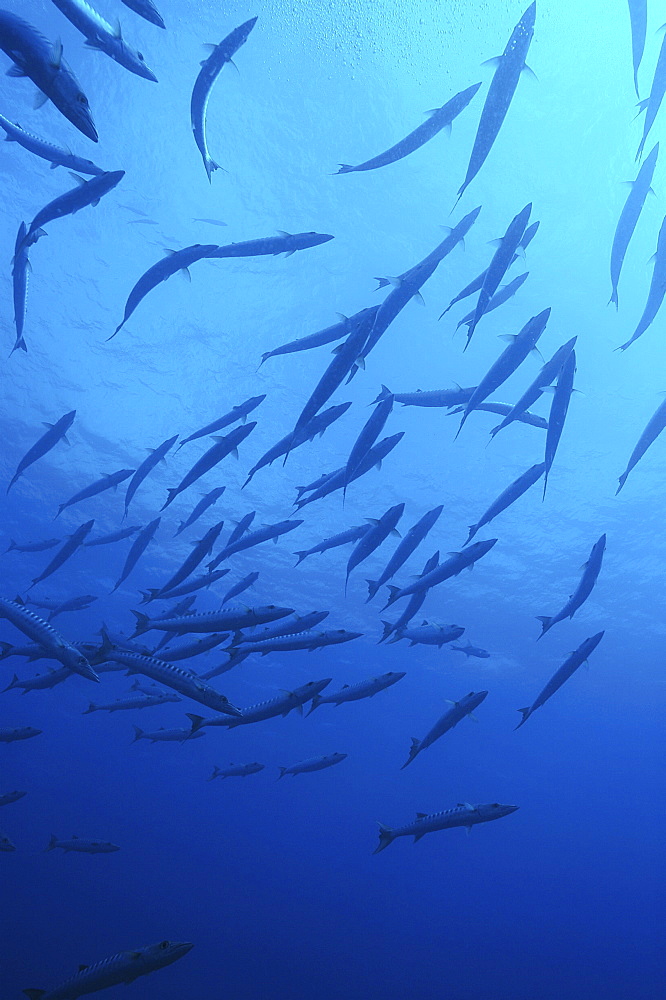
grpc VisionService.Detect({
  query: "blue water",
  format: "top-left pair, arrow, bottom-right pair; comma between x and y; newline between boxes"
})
1,1 -> 664,997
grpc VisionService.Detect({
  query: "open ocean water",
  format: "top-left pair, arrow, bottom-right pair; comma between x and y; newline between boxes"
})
0,1 -> 664,998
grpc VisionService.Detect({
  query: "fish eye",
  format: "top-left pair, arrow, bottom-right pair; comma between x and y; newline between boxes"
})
160,940 -> 170,949
138,52 -> 145,61
492,802 -> 500,808
77,93 -> 88,105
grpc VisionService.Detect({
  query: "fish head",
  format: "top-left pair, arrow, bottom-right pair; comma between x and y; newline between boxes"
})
477,802 -> 519,821
0,836 -> 16,851
60,82 -> 98,142
142,940 -> 194,968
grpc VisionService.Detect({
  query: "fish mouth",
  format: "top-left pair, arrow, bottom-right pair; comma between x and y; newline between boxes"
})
135,63 -> 158,83
171,942 -> 194,957
74,110 -> 99,143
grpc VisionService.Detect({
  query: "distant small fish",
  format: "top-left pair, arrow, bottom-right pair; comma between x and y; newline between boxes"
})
139,569 -> 229,604
194,217 -> 227,226
450,642 -> 489,659
177,395 -> 265,451
536,535 -> 606,639
133,725 -> 205,743
208,518 -> 303,569
635,29 -> 666,160
383,539 -> 497,608
0,829 -> 16,850
11,221 -> 42,354
388,622 -> 464,647
259,307 -> 377,366
208,762 -> 264,779
307,672 -> 405,714
174,487 -> 226,536
220,572 -> 259,605
7,410 -> 75,494
617,394 -> 666,493
378,551 -> 439,643
401,691 -> 488,768
456,2 -> 536,201
516,632 -> 604,728
29,520 -> 95,589
337,82 -> 481,173
151,520 -> 225,598
542,349 -> 576,497
0,725 -> 42,742
489,337 -> 576,440
375,801 -> 518,853
0,789 -> 26,806
243,403 -> 350,487
346,504 -> 404,591
0,11 -> 97,140
56,469 -> 135,518
191,17 -> 258,180
366,505 -> 442,601
3,667 -> 72,693
277,752 -> 347,779
83,692 -> 181,713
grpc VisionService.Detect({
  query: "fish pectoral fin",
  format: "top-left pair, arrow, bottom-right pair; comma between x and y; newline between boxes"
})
521,62 -> 538,81
33,90 -> 49,109
465,825 -> 473,834
50,39 -> 63,69
179,267 -> 192,282
480,55 -> 502,69
415,812 -> 427,818
6,64 -> 27,77
78,964 -> 89,971
68,172 -> 87,186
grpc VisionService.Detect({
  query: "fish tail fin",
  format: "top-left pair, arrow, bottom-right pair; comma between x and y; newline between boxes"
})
82,702 -> 97,714
2,673 -> 19,691
465,524 -> 478,545
336,164 -> 355,174
378,620 -> 394,643
161,488 -> 179,510
535,616 -> 551,639
373,823 -> 395,853
208,767 -> 221,781
293,551 -> 309,566
382,585 -> 401,610
0,642 -> 15,661
515,708 -> 531,730
130,610 -> 151,636
401,737 -> 421,769
131,726 -> 143,742
205,157 -> 221,182
277,766 -> 288,780
608,288 -> 619,309
24,991 -> 46,1000
44,836 -> 57,853
365,579 -> 378,602
616,472 -> 628,495
186,713 -> 205,733
306,695 -> 322,716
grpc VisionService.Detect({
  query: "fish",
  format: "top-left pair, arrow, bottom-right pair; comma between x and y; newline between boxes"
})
456,308 -> 550,436
278,753 -> 347,779
191,16 -> 258,180
465,204 -> 531,347
7,410 -> 75,493
617,215 -> 666,350
455,272 -> 529,332
205,231 -> 334,259
356,207 -> 482,371
99,648 -> 241,716
259,307 -> 378,366
382,538 -> 497,608
450,642 -> 490,658
294,433 -> 405,510
110,244 -> 219,338
3,668 -> 71,693
45,834 -> 119,853
0,597 -> 98,681
0,790 -> 26,806
208,518 -> 303,569
0,829 -> 16,850
124,435 -> 178,516
224,511 -> 255,547
42,594 -> 97,620
50,0 -> 158,82
449,401 -> 547,429
23,940 -> 193,1000
120,0 -> 165,30
366,505 -> 442,600
131,605 -> 294,636
489,337 -> 577,439
387,622 -> 465,647
84,525 -> 141,547
456,2 -> 536,201
148,633 -> 229,661
220,572 -> 259,604
11,221 -> 43,354
209,763 -> 264,779
0,725 -> 42,742
161,423 -> 256,510
178,396 -> 265,451
307,672 -> 405,714
152,520 -> 225,598
229,611 -> 330,645
288,310 -> 378,445
343,395 -> 393,499
132,725 -> 205,742
374,801 -> 519,853
188,678 -> 331,730
243,403 -> 351,487
56,469 -> 135,518
401,691 -> 488,768
465,463 -> 545,544
609,143 -> 658,308
346,504 -> 404,590
516,631 -> 605,728
337,82 -> 481,173
29,520 -> 94,589
293,526 -> 368,565
378,551 -> 440,642
628,0 -> 647,96
439,221 -> 540,316
617,394 -> 666,493
223,629 -> 362,658
0,10 -> 97,140
536,535 -> 606,638
636,29 -> 666,160
542,349 -> 576,497
4,538 -> 60,553
174,487 -> 226,536
83,692 -> 181,713
139,569 -> 229,604
22,171 -> 125,247
111,517 -> 160,593
374,385 -> 475,408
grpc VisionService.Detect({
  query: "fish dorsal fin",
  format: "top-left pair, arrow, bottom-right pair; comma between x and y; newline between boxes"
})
481,55 -> 502,69
341,683 -> 349,689
112,18 -> 122,39
69,172 -> 86,187
415,811 -> 427,818
499,334 -> 517,343
276,230 -> 292,237
78,964 -> 89,972
51,39 -> 63,69
34,90 -> 49,109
